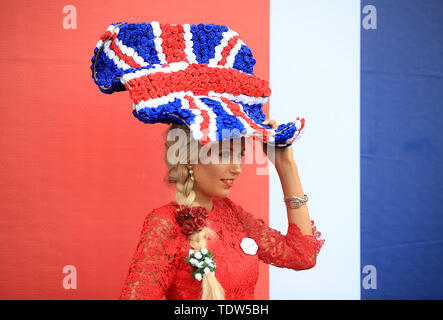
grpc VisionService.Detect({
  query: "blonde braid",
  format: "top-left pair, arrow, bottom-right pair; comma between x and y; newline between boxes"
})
164,124 -> 225,300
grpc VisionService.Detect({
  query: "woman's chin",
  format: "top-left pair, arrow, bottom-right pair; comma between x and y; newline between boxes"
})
217,189 -> 231,197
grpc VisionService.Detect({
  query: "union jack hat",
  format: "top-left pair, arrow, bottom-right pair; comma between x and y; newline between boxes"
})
91,22 -> 305,148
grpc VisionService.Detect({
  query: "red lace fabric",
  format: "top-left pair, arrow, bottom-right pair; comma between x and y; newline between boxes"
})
119,197 -> 325,300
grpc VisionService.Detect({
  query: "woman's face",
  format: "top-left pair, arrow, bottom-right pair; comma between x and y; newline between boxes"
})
192,138 -> 246,200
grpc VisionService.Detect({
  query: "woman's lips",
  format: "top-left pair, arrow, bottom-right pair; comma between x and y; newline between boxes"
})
221,179 -> 234,188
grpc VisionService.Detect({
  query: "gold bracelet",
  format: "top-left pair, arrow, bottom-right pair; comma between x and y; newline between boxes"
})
284,194 -> 309,209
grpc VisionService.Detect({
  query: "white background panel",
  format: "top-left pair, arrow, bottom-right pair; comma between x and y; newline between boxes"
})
269,0 -> 361,299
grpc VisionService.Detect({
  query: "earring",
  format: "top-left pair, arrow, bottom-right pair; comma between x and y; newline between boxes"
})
187,166 -> 195,182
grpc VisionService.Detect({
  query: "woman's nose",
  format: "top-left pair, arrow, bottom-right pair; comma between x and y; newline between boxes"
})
230,162 -> 242,174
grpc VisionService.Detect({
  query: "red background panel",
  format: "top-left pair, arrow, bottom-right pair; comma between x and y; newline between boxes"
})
0,0 -> 270,299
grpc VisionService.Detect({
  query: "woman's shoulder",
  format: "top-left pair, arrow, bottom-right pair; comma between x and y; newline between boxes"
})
146,200 -> 178,222
140,201 -> 182,239
139,201 -> 179,231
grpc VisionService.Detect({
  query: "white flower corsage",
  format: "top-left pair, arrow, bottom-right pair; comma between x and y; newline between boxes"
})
185,248 -> 216,281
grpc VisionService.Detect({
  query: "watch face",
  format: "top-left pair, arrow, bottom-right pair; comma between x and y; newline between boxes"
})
284,195 -> 308,209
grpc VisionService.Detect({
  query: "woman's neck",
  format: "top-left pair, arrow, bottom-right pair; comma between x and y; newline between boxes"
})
194,192 -> 213,211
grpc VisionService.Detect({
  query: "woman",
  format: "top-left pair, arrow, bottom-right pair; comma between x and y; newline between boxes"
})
118,121 -> 323,300
91,21 -> 324,300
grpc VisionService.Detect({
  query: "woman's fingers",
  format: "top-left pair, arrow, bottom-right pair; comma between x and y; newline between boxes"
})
261,119 -> 278,164
263,118 -> 278,129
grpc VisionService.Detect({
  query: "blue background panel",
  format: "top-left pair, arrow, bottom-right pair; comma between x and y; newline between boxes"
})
361,0 -> 443,299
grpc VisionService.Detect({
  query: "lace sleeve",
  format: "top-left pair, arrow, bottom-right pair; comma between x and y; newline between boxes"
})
119,208 -> 180,300
228,199 -> 325,270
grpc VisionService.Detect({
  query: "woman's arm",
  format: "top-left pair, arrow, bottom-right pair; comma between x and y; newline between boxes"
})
262,119 -> 313,236
119,209 -> 180,300
229,197 -> 323,270
275,148 -> 313,236
233,119 -> 323,270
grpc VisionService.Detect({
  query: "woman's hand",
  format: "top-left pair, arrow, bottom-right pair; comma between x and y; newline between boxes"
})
261,119 -> 295,169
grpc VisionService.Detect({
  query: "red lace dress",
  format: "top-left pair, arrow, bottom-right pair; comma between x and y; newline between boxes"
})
119,196 -> 324,300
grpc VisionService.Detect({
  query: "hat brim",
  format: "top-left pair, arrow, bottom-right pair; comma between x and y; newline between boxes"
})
131,91 -> 304,148
123,63 -> 304,148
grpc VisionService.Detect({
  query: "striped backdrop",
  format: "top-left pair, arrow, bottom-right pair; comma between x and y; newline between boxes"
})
0,0 -> 441,299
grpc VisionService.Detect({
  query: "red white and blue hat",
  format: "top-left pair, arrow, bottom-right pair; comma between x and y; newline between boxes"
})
91,22 -> 305,148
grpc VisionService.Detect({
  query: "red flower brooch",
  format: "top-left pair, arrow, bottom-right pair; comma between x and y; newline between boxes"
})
175,204 -> 209,235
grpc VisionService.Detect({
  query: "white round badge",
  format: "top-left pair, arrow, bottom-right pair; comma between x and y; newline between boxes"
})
240,237 -> 258,255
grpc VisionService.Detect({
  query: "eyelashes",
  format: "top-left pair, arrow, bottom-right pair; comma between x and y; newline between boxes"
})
219,151 -> 245,158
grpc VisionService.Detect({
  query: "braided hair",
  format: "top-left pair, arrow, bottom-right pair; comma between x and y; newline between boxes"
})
164,124 -> 225,300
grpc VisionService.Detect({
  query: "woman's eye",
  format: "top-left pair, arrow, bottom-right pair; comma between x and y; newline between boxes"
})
219,151 -> 245,159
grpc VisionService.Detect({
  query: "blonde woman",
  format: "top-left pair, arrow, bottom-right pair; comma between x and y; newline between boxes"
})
91,21 -> 324,300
